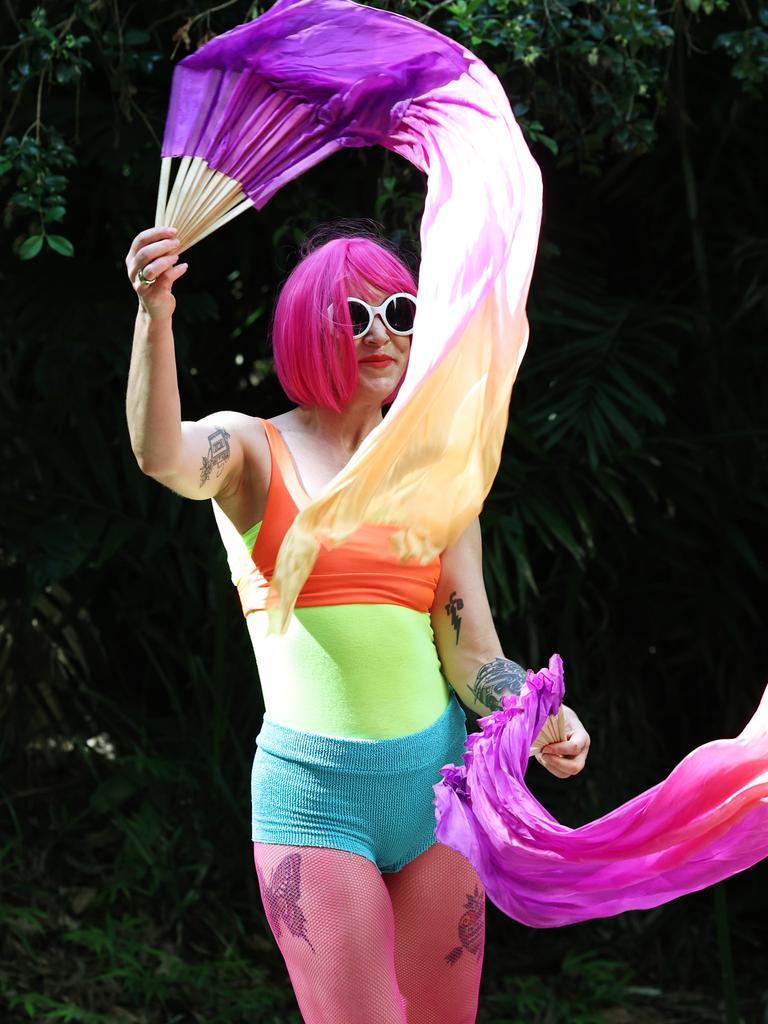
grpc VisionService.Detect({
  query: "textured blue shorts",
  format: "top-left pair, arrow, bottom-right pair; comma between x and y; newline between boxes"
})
251,694 -> 468,873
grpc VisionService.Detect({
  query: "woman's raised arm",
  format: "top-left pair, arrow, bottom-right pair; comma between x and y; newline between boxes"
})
124,226 -> 246,501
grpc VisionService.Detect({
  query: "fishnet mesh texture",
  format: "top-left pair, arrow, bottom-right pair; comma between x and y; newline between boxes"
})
253,841 -> 485,1023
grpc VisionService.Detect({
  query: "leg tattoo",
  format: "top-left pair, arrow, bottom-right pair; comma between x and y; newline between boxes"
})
259,851 -> 316,953
445,885 -> 484,965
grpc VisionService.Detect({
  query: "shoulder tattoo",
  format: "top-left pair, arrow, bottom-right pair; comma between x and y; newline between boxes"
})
200,425 -> 231,487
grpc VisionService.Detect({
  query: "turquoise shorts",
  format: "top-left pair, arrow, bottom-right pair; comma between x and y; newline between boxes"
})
251,694 -> 468,873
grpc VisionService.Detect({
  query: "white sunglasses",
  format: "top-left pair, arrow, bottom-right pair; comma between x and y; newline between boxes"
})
331,293 -> 417,339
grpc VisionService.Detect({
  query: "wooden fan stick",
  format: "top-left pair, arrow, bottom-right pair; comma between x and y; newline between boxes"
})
177,181 -> 246,252
178,163 -> 234,230
180,170 -> 241,232
155,157 -> 172,226
162,156 -> 184,225
248,109 -> 310,169
529,707 -> 568,756
229,85 -> 290,154
172,154 -> 201,224
170,162 -> 220,238
160,158 -> 232,244
164,154 -> 193,225
171,157 -> 210,237
180,196 -> 254,252
245,98 -> 302,161
175,154 -> 202,225
175,175 -> 243,250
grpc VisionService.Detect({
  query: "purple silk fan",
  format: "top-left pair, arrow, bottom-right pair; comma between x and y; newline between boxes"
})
434,656 -> 768,928
158,0 -> 472,245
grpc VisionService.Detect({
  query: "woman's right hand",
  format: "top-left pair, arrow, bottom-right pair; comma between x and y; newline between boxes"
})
125,226 -> 188,320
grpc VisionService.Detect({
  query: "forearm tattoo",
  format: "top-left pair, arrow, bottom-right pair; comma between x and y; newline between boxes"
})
199,426 -> 231,487
469,658 -> 528,712
445,590 -> 464,645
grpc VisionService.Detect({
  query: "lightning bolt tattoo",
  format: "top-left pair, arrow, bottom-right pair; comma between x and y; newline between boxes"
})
445,590 -> 464,645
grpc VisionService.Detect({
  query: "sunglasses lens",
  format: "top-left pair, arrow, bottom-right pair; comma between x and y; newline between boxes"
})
347,300 -> 371,338
384,295 -> 416,334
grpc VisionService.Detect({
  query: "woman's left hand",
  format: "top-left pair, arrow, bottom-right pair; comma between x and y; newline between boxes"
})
534,704 -> 590,779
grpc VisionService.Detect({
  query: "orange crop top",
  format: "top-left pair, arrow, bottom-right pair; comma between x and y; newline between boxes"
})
233,419 -> 442,615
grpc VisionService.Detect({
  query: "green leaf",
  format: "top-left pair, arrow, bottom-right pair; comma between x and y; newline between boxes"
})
43,174 -> 68,189
594,391 -> 642,448
44,205 -> 66,222
525,496 -> 585,562
47,234 -> 75,257
539,135 -> 559,156
19,235 -> 43,260
244,305 -> 265,326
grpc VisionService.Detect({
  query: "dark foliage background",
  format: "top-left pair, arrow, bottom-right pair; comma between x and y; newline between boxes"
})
1,1 -> 767,1021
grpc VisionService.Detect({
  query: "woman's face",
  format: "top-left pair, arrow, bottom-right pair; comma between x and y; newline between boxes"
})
350,285 -> 413,400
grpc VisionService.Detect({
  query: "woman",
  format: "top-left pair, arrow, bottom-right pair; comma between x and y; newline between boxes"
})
125,222 -> 590,1024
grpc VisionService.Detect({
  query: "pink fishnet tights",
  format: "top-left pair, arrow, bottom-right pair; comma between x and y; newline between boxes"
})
253,840 -> 485,1024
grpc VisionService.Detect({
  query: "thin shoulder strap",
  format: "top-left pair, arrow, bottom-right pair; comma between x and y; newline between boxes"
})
258,418 -> 310,511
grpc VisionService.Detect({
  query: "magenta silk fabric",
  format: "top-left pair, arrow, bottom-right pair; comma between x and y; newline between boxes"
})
434,656 -> 768,927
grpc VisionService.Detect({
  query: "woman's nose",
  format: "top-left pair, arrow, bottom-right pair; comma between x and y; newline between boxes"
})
362,314 -> 389,345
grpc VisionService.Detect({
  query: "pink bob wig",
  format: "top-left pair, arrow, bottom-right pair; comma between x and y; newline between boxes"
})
271,230 -> 418,411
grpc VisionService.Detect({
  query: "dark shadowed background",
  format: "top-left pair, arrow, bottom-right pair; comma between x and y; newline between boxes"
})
2,1 -> 767,1021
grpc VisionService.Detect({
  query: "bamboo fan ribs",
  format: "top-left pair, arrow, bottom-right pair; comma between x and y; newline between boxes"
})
528,703 -> 567,755
157,80 -> 319,252
155,155 -> 251,253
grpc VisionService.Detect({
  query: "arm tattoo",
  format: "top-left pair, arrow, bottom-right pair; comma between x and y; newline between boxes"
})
445,591 -> 464,645
200,426 -> 231,487
469,658 -> 528,712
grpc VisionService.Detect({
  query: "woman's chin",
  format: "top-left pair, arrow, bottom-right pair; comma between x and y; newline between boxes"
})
356,372 -> 404,402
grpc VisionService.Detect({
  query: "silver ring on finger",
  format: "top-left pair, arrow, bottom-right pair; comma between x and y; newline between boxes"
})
137,267 -> 155,286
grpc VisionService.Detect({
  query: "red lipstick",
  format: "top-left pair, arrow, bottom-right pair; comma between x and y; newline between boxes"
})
359,355 -> 394,365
